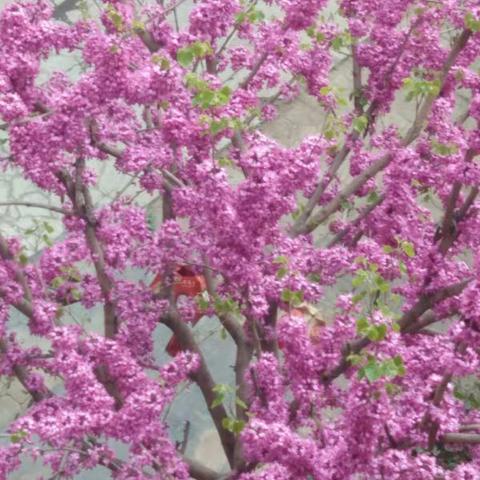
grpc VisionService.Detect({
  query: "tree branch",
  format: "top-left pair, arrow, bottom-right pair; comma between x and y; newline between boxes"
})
297,29 -> 472,235
322,278 -> 471,383
0,202 -> 72,215
239,52 -> 269,90
184,457 -> 225,480
442,433 -> 480,444
93,138 -> 185,191
161,309 -> 236,467
327,194 -> 385,247
0,339 -> 51,402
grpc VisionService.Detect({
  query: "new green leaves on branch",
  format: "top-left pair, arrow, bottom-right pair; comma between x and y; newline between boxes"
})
281,288 -> 304,307
465,12 -> 480,32
403,75 -> 441,101
357,355 -> 406,382
177,41 -> 213,67
352,115 -> 368,134
236,8 -> 265,24
185,73 -> 232,109
356,317 -> 387,341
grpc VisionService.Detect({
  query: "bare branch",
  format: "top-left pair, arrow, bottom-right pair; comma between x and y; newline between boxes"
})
240,52 -> 269,90
161,309 -> 236,467
352,45 -> 363,114
184,457 -> 225,480
427,372 -> 453,449
442,433 -> 480,444
0,201 -> 72,216
459,424 -> 480,432
94,139 -> 185,191
0,339 -> 51,402
327,194 -> 385,247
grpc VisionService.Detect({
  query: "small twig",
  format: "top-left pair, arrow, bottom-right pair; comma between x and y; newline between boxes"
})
327,194 -> 385,247
442,433 -> 480,444
239,52 -> 269,90
216,0 -> 258,57
0,201 -> 72,216
459,424 -> 480,432
179,420 -> 191,455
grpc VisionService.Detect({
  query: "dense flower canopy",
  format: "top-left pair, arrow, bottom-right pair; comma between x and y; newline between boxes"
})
1,0 -> 480,478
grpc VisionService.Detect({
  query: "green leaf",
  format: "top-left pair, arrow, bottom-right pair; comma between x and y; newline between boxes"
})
197,295 -> 210,311
232,419 -> 245,434
10,430 -> 27,443
331,32 -> 352,51
281,289 -> 304,306
177,48 -> 194,67
352,270 -> 368,288
375,277 -> 390,294
185,73 -> 209,90
393,355 -> 406,376
400,241 -> 415,258
356,317 -> 369,335
222,417 -> 245,434
211,396 -> 224,409
248,9 -> 265,23
375,324 -> 387,341
403,76 -> 441,100
212,384 -> 231,395
431,139 -> 459,157
363,360 -> 382,382
347,353 -> 363,365
216,86 -> 232,105
106,5 -> 124,32
382,358 -> 400,377
218,157 -> 233,167
51,276 -> 65,289
214,297 -> 240,315
454,376 -> 480,410
359,356 -> 405,383
193,90 -> 216,108
367,191 -> 379,204
235,397 -> 248,409
222,417 -> 233,430
352,115 -> 368,134
236,8 -> 265,24
465,12 -> 480,32
235,12 -> 247,23
18,253 -> 29,265
276,266 -> 288,279
351,291 -> 366,304
319,86 -> 333,96
191,41 -> 213,58
131,19 -> 145,33
273,255 -> 288,265
152,55 -> 171,71
71,289 -> 82,301
42,234 -> 53,247
43,222 -> 54,234
209,118 -> 229,135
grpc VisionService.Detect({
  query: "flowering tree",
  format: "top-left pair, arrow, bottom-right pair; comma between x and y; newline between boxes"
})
2,0 -> 480,478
